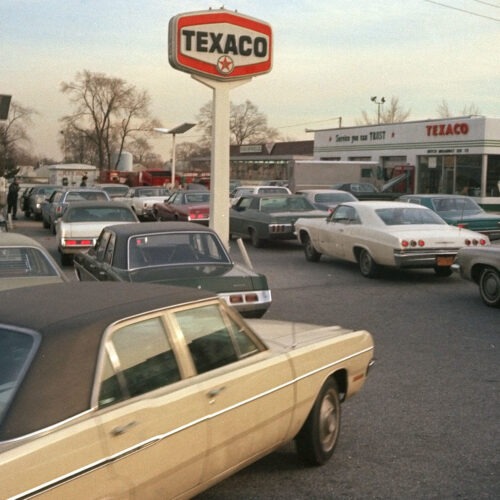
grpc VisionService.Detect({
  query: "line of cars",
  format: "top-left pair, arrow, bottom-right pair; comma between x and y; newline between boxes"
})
2,183 -> 376,497
17,183 -> 500,308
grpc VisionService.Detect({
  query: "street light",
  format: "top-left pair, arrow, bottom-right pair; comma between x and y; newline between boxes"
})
371,96 -> 385,124
154,122 -> 196,187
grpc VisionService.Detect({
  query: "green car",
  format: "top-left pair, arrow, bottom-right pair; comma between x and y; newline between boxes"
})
230,194 -> 328,247
73,221 -> 271,318
399,194 -> 500,240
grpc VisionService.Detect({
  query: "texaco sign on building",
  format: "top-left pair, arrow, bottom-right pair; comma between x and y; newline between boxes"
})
168,10 -> 273,81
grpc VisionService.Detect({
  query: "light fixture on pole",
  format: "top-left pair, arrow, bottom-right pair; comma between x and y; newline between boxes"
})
154,123 -> 196,187
371,96 -> 385,124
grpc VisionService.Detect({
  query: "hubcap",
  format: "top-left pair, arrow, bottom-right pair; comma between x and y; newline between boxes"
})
319,391 -> 338,451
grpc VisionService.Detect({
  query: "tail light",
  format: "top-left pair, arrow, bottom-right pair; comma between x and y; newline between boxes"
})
465,238 -> 487,246
401,239 -> 425,248
188,209 -> 208,220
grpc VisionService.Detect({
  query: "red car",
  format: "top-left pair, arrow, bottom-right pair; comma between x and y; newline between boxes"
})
153,190 -> 209,224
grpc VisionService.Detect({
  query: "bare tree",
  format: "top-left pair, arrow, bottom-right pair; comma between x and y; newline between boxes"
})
437,100 -> 481,118
60,70 -> 161,170
0,101 -> 37,177
197,99 -> 281,146
358,96 -> 411,125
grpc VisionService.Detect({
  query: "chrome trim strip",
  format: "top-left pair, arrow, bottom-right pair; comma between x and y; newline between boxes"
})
10,345 -> 373,499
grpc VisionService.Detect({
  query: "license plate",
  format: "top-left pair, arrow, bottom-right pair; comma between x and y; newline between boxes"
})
436,256 -> 454,266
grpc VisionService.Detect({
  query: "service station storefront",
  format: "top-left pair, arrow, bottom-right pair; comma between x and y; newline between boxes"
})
313,116 -> 500,210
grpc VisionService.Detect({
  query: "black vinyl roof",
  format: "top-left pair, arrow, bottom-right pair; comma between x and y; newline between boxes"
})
108,221 -> 216,237
0,282 -> 215,440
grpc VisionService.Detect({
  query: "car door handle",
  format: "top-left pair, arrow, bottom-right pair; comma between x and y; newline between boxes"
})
207,386 -> 226,400
111,421 -> 138,436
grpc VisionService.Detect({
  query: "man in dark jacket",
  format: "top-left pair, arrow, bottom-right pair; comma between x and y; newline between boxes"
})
7,178 -> 20,219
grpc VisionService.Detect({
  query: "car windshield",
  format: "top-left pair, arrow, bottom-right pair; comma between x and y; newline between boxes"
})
260,196 -> 314,212
376,207 -> 446,225
101,185 -> 129,197
128,232 -> 231,269
315,192 -> 355,203
0,247 -> 60,277
0,328 -> 39,427
135,188 -> 169,197
66,191 -> 109,201
185,193 -> 210,203
431,197 -> 483,214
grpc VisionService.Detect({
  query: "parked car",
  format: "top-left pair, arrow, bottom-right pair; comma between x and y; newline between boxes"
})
332,182 -> 400,201
454,245 -> 500,307
23,184 -> 58,220
153,190 -> 210,224
56,201 -> 139,266
230,194 -> 327,247
95,183 -> 130,199
297,189 -> 358,212
0,232 -> 67,290
73,221 -> 272,318
0,282 -> 374,499
295,201 -> 490,278
116,186 -> 170,220
230,184 -> 292,205
45,187 -> 111,234
399,194 -> 500,240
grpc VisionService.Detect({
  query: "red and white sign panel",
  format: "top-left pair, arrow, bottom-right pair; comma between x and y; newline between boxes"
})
169,10 -> 273,81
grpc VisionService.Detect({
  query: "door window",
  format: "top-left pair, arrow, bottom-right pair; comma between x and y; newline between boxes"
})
98,317 -> 180,408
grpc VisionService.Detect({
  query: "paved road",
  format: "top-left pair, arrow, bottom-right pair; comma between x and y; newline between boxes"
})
10,217 -> 500,499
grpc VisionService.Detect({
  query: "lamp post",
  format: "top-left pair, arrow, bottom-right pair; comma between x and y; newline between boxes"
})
154,123 -> 196,187
371,96 -> 385,124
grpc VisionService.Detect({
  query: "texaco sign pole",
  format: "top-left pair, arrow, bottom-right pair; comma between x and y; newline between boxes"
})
168,9 -> 273,247
192,75 -> 249,246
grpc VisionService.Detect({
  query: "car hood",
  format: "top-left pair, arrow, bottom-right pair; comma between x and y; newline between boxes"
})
127,262 -> 268,292
246,319 -> 372,353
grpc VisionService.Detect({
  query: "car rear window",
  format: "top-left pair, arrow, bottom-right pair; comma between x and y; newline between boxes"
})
0,247 -> 60,277
0,328 -> 39,428
66,207 -> 136,223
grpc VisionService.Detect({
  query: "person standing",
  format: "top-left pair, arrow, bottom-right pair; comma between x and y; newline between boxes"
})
0,175 -> 7,212
7,178 -> 20,220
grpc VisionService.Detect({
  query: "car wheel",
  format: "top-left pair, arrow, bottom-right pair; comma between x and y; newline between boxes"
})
479,268 -> 500,307
434,266 -> 453,277
304,235 -> 321,262
359,249 -> 379,278
295,378 -> 341,466
250,228 -> 264,248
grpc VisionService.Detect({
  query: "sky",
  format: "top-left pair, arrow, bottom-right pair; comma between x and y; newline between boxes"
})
1,0 -> 499,161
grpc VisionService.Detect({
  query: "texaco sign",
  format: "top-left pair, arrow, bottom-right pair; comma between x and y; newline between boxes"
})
169,10 -> 273,81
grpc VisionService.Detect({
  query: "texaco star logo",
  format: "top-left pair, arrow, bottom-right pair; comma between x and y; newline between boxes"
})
217,55 -> 234,75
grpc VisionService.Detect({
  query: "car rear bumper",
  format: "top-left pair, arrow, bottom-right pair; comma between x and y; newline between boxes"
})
393,248 -> 459,268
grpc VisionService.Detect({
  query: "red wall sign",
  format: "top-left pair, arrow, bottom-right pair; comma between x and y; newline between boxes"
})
169,10 -> 273,81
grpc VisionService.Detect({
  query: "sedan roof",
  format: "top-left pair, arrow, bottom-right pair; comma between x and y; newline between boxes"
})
108,221 -> 217,238
0,282 -> 215,439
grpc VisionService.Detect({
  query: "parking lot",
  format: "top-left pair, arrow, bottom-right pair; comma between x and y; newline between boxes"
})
9,216 -> 499,499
